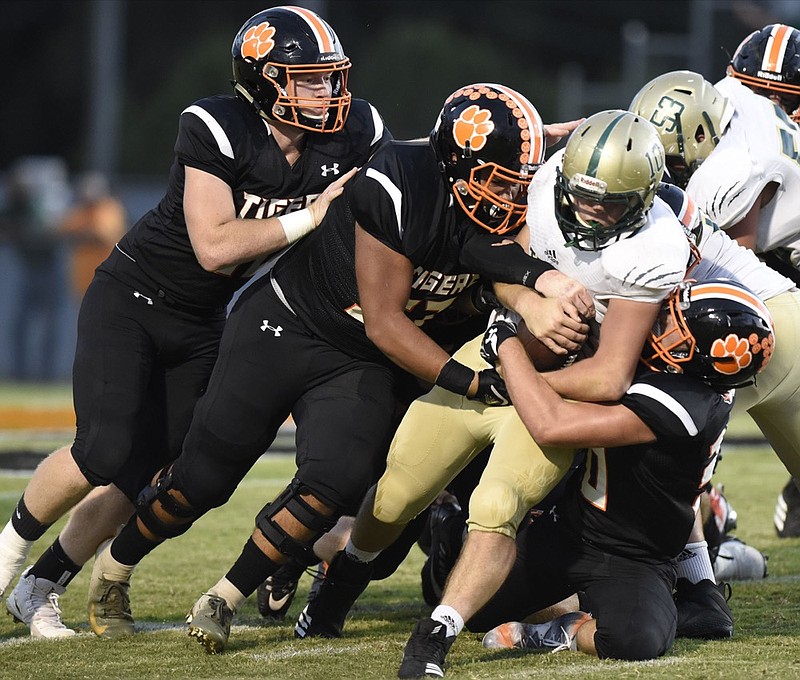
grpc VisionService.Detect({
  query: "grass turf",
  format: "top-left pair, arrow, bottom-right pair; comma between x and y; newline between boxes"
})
1,443 -> 800,678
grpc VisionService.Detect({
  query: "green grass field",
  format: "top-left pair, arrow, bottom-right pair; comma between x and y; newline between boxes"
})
2,440 -> 800,679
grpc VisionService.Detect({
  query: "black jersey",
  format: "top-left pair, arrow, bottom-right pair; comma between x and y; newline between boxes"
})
101,95 -> 389,314
271,139 -> 552,362
559,369 -> 733,563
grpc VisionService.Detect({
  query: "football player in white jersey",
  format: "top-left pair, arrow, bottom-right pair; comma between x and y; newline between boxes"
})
631,60 -> 800,636
631,38 -> 800,536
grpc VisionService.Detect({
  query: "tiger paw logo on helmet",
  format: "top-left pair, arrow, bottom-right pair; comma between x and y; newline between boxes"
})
241,22 -> 276,60
453,105 -> 495,152
711,331 -> 774,376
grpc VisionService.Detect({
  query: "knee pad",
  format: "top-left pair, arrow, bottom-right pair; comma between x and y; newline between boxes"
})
135,466 -> 199,539
373,472 -> 432,526
255,480 -> 338,565
467,479 -> 526,537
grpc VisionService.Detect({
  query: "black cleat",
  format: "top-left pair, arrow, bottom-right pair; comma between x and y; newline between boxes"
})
256,560 -> 304,620
294,550 -> 372,638
774,478 -> 800,538
675,578 -> 733,639
420,502 -> 466,607
398,617 -> 456,679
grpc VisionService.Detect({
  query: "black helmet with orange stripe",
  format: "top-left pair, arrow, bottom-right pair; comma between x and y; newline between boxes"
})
231,6 -> 351,132
728,23 -> 800,121
642,279 -> 775,390
431,83 -> 545,234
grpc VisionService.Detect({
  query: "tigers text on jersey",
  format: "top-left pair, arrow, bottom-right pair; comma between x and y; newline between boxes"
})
269,139 -> 550,362
560,369 -> 734,562
102,95 -> 388,314
687,76 -> 800,255
657,182 -> 794,299
527,150 -> 689,323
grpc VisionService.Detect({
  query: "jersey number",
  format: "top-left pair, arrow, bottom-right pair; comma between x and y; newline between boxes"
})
774,105 -> 800,167
580,448 -> 608,511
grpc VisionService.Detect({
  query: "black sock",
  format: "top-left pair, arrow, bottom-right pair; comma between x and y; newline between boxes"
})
110,520 -> 160,566
29,538 -> 81,587
10,496 -> 53,541
225,538 -> 280,598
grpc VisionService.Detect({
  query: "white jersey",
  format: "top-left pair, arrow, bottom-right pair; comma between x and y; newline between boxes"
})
687,76 -> 800,258
660,183 -> 795,300
527,150 -> 689,323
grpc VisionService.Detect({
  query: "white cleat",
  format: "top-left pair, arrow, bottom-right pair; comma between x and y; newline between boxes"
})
6,567 -> 76,639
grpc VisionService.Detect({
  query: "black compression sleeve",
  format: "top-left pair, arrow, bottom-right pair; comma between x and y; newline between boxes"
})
459,231 -> 554,289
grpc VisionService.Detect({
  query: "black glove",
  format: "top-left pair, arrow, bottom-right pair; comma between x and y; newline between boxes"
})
474,368 -> 511,406
469,280 -> 500,314
480,308 -> 521,366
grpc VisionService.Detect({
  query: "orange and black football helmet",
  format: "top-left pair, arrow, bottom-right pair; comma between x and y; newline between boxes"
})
431,83 -> 545,234
642,279 -> 775,390
728,23 -> 800,121
231,6 -> 351,132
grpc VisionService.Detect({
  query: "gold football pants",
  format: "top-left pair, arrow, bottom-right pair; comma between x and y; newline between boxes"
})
373,335 -> 575,538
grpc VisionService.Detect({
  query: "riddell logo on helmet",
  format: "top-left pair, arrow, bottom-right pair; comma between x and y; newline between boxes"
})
453,105 -> 495,152
241,22 -> 276,60
757,70 -> 784,81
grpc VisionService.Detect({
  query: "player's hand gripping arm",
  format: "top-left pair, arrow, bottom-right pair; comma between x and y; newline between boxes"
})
184,166 -> 357,272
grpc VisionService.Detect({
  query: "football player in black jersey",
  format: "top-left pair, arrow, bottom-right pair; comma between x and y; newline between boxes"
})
0,6 -> 389,639
398,279 -> 774,674
87,82 -> 594,653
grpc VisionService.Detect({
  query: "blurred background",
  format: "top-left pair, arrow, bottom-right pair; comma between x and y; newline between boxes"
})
1,0 -> 799,382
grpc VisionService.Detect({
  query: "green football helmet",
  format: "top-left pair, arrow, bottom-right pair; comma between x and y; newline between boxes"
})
630,71 -> 734,188
556,109 -> 665,251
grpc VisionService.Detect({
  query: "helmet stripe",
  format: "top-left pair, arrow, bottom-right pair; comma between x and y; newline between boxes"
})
488,83 -> 545,164
587,112 -> 626,176
764,24 -> 792,74
675,191 -> 698,228
691,282 -> 774,329
281,6 -> 335,53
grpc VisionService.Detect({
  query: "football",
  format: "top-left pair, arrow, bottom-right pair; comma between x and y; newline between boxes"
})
517,320 -> 570,372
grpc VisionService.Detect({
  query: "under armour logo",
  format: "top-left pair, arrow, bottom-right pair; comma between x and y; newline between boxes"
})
321,163 -> 340,177
133,291 -> 153,305
544,249 -> 558,265
260,319 -> 283,336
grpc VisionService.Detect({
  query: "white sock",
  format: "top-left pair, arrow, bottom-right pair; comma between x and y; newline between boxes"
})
208,577 -> 245,612
344,538 -> 381,564
675,540 -> 715,583
431,605 -> 464,637
0,520 -> 34,593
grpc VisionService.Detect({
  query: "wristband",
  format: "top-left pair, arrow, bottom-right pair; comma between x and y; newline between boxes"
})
435,358 -> 475,396
277,208 -> 316,244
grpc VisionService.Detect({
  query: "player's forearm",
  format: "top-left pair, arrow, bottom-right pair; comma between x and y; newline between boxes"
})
190,215 -> 305,272
540,357 -> 630,402
499,338 -> 569,443
363,312 -> 453,386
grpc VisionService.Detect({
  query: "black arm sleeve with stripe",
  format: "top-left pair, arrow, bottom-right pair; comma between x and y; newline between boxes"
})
458,230 -> 554,289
